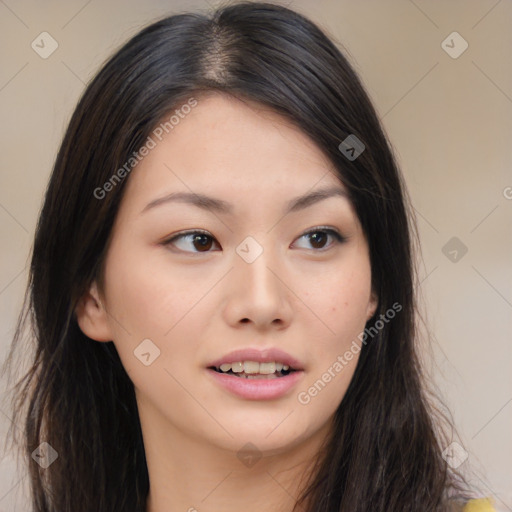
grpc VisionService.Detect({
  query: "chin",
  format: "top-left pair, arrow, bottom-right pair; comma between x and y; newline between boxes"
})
217,420 -> 317,455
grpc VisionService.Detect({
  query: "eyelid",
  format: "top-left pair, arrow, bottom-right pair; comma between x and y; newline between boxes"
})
161,229 -> 220,252
299,225 -> 343,237
293,226 -> 346,250
161,226 -> 346,253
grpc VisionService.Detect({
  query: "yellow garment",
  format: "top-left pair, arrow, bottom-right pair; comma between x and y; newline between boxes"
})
463,498 -> 496,512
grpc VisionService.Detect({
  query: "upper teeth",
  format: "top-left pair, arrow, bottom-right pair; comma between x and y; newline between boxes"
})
219,361 -> 290,374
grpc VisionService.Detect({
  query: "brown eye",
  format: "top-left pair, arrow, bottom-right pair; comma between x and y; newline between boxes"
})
293,228 -> 345,251
308,232 -> 328,249
191,234 -> 213,251
163,230 -> 220,253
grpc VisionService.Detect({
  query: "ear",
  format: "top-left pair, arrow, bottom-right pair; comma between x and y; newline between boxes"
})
75,281 -> 113,342
365,289 -> 378,321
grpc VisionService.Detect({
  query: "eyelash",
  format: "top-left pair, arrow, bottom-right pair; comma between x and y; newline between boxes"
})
161,227 -> 346,254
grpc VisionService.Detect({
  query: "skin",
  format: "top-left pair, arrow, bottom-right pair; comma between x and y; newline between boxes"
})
76,93 -> 378,512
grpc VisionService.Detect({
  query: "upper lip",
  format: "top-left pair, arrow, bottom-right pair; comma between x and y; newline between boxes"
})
207,348 -> 304,370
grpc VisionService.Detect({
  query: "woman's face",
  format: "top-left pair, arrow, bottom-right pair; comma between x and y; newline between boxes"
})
79,93 -> 377,457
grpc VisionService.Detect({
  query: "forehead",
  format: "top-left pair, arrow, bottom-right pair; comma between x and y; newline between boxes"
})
120,93 -> 346,213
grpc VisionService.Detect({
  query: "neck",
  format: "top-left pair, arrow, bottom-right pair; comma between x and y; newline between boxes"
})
139,398 -> 331,512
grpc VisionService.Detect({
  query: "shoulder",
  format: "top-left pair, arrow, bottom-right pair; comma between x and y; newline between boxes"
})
462,498 -> 496,512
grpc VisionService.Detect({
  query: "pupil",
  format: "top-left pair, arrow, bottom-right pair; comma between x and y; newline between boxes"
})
193,234 -> 212,251
310,232 -> 326,249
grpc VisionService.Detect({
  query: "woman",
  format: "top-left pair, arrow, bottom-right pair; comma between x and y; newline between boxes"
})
2,2 -> 495,511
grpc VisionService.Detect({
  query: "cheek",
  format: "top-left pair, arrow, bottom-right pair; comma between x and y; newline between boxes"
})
331,268 -> 372,337
101,243 -> 214,376
294,254 -> 372,409
103,242 -> 205,336
301,258 -> 373,346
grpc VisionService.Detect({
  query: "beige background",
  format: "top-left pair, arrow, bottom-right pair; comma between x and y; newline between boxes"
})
1,0 -> 511,510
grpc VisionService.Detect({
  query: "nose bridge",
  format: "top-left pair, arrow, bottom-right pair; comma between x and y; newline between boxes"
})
235,234 -> 280,296
226,233 -> 292,327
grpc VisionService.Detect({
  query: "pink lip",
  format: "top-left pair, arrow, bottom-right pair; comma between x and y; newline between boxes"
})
207,348 -> 304,370
206,367 -> 304,400
206,347 -> 305,401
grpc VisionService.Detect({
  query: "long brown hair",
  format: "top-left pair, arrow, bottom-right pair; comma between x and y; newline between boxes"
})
2,2 -> 469,510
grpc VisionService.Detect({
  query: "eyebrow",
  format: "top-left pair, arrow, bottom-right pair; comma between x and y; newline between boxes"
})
140,186 -> 348,216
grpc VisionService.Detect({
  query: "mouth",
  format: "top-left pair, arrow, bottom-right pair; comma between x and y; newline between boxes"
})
206,349 -> 304,400
208,361 -> 298,379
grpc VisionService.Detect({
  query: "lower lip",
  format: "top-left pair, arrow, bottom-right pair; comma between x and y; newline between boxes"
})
206,369 -> 304,400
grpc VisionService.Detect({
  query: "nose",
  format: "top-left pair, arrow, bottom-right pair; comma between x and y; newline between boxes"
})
222,242 -> 293,331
